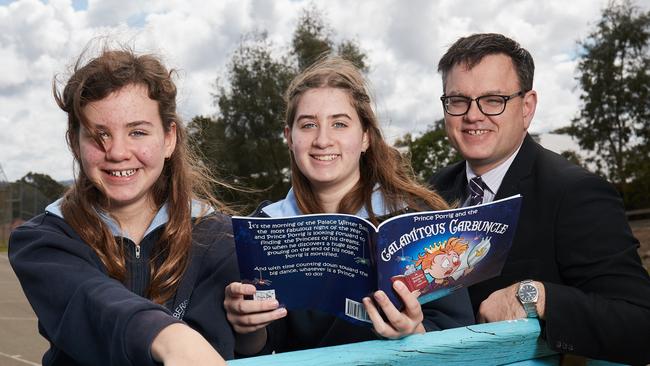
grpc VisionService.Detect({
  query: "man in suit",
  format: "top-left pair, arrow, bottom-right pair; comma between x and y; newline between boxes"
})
430,33 -> 650,364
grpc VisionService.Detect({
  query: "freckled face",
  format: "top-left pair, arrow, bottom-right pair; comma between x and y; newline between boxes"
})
443,54 -> 536,175
286,87 -> 369,195
79,83 -> 176,212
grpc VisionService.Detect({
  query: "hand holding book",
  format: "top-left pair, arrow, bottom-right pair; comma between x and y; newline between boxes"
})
232,195 -> 522,325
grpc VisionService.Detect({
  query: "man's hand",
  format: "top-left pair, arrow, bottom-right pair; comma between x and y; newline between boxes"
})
363,280 -> 425,339
476,281 -> 546,323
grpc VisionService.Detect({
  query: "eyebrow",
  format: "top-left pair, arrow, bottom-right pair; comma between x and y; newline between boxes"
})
295,114 -> 316,123
126,120 -> 154,128
91,120 -> 154,129
446,90 -> 505,96
330,113 -> 352,120
295,113 -> 352,122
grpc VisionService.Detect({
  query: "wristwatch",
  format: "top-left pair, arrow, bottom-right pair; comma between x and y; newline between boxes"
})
516,280 -> 539,318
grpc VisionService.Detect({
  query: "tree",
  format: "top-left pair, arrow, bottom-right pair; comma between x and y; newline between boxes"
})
566,0 -> 650,197
394,119 -> 462,181
291,5 -> 332,71
560,150 -> 583,167
189,7 -> 368,211
3,172 -> 64,221
291,5 -> 367,72
189,34 -> 294,211
18,172 -> 66,201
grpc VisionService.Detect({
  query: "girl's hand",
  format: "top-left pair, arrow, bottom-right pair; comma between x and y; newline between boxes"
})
223,282 -> 287,355
363,280 -> 425,339
151,323 -> 226,366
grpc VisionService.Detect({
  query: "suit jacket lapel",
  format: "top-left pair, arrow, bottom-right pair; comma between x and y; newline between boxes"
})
435,161 -> 467,204
495,134 -> 538,200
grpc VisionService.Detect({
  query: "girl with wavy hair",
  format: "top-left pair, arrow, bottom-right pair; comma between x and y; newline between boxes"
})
10,48 -> 237,366
225,56 -> 474,356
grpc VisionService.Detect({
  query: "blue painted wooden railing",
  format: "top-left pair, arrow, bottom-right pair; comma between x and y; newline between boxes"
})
229,319 -> 621,365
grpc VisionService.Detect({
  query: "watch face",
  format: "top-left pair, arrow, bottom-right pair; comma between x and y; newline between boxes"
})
518,284 -> 537,302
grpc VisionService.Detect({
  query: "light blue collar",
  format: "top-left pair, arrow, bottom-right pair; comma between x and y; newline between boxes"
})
261,188 -> 302,217
46,198 -> 212,241
261,186 -> 393,218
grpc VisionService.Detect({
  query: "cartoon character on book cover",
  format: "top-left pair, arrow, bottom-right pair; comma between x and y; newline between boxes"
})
390,235 -> 492,291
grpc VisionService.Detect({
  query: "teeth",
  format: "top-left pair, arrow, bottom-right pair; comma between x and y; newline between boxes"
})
109,169 -> 136,177
467,130 -> 488,136
313,154 -> 338,161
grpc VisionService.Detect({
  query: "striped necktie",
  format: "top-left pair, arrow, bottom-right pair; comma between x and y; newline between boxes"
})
468,176 -> 485,206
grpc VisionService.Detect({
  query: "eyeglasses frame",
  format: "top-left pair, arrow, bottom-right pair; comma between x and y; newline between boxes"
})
440,90 -> 527,116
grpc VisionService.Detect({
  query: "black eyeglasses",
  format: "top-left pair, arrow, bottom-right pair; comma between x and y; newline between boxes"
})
440,91 -> 526,116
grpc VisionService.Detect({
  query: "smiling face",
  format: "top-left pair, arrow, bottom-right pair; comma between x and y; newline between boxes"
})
286,87 -> 369,198
79,83 -> 176,213
443,54 -> 537,175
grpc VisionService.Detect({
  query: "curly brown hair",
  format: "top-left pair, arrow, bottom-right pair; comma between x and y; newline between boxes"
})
54,46 -> 229,304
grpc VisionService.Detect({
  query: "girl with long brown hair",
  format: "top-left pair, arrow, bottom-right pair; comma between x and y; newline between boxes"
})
224,56 -> 474,356
9,48 -> 238,366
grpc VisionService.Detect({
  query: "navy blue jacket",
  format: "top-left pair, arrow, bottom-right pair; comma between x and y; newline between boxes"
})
9,204 -> 239,366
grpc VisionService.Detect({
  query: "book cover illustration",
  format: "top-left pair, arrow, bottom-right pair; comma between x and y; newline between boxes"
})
232,195 -> 522,325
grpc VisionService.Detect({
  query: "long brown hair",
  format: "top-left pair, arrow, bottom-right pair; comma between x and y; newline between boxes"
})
54,47 -> 229,304
284,56 -> 449,224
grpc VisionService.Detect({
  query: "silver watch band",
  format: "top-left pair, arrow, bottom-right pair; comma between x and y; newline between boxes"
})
522,301 -> 538,318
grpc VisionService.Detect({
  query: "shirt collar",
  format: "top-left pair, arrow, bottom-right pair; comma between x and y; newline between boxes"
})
261,186 -> 394,218
465,141 -> 523,196
46,198 -> 213,240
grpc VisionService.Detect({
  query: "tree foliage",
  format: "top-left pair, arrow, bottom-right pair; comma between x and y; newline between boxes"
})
188,34 -> 294,211
291,5 -> 367,72
560,150 -> 583,167
18,172 -> 66,201
1,172 -> 64,221
394,119 -> 462,182
188,7 -> 368,212
567,0 -> 650,199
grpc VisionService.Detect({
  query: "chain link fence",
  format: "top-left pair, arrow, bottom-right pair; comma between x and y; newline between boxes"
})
0,182 -> 51,250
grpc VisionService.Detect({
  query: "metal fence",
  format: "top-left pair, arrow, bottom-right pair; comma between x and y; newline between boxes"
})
0,182 -> 51,249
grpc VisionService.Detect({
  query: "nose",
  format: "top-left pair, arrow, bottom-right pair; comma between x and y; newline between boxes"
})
464,99 -> 485,122
105,136 -> 131,161
313,126 -> 333,148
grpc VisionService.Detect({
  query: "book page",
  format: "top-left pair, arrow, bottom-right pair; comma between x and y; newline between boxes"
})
232,214 -> 378,324
375,195 -> 522,308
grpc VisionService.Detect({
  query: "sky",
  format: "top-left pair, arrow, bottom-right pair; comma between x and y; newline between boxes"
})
1,0 -> 648,182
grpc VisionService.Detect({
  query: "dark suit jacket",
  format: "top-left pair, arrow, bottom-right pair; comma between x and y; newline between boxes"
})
430,134 -> 650,365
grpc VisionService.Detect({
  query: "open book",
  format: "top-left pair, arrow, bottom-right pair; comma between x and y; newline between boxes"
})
232,195 -> 522,325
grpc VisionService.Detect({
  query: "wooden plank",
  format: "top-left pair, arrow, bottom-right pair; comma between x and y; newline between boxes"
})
230,319 -> 556,366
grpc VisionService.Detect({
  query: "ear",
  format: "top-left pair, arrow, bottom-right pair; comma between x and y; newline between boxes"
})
361,130 -> 370,153
284,125 -> 292,150
164,122 -> 177,158
521,90 -> 537,131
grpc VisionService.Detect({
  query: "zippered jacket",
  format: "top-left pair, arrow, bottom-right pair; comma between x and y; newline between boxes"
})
9,201 -> 239,365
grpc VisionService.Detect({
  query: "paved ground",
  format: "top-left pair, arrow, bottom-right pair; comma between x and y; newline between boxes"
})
0,220 -> 648,365
0,253 -> 47,366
